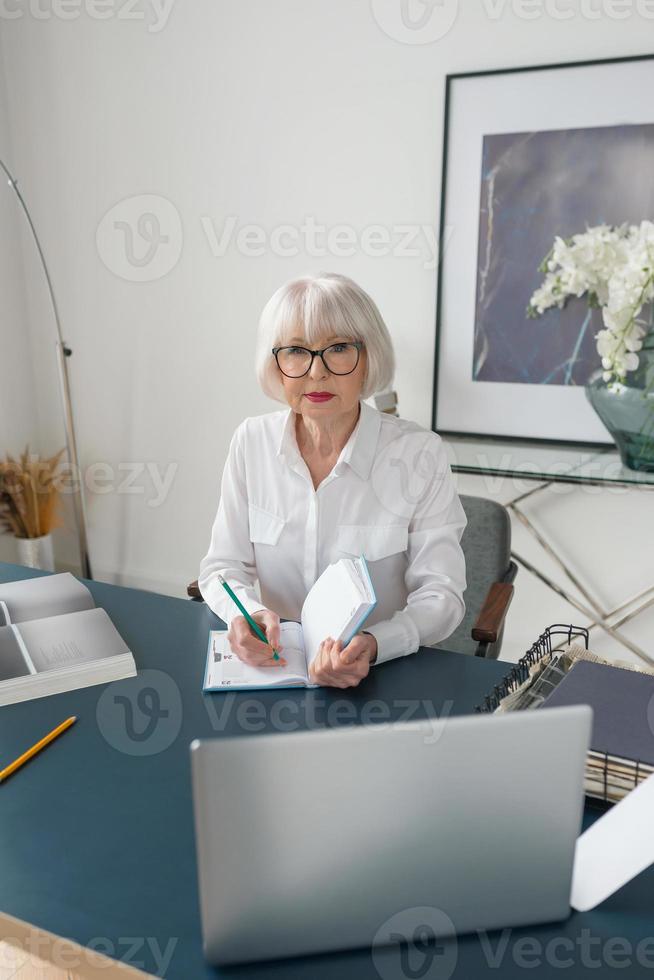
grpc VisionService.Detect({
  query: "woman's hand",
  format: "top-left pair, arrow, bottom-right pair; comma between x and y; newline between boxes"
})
227,609 -> 288,667
308,633 -> 377,688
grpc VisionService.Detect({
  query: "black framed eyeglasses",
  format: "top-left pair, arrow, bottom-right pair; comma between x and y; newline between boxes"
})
272,341 -> 364,378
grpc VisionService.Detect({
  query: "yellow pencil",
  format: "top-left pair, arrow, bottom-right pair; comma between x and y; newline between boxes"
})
0,715 -> 77,783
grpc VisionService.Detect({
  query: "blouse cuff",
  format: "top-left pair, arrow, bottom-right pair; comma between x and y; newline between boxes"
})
362,613 -> 420,665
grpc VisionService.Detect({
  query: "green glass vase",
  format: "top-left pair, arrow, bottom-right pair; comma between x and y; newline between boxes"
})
585,332 -> 654,472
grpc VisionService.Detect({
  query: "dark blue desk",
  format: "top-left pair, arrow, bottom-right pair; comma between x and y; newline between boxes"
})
0,563 -> 652,978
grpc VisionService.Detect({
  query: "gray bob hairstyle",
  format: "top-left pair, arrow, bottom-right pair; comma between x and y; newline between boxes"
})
255,272 -> 396,403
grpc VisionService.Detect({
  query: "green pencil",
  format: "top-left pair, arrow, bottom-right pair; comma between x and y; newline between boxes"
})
217,574 -> 280,661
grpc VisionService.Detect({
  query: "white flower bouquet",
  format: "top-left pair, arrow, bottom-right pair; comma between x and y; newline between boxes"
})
527,220 -> 654,386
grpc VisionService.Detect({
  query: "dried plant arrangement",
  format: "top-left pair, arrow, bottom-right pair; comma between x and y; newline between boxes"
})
0,446 -> 66,539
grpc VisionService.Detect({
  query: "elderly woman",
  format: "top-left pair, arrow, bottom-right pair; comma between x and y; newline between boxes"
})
198,272 -> 467,688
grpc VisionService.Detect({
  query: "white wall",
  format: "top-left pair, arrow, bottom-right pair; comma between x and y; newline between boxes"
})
0,2 -> 652,664
0,42 -> 40,561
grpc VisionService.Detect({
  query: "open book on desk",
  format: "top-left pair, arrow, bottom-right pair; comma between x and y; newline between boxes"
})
203,554 -> 376,691
0,572 -> 136,706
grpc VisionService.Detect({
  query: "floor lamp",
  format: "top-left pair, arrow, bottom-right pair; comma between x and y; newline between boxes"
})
1,156 -> 92,579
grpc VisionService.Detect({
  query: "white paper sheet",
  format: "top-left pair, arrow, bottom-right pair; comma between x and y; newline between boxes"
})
570,771 -> 654,911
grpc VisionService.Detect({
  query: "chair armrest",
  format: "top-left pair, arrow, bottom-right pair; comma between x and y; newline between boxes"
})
187,579 -> 202,600
471,581 -> 514,643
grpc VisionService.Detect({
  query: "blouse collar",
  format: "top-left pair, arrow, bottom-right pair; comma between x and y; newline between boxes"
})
276,398 -> 382,481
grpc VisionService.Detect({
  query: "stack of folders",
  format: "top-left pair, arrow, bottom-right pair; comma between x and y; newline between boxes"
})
475,625 -> 654,806
0,573 -> 136,705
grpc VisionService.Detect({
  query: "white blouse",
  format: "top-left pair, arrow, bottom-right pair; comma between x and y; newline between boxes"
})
198,398 -> 467,665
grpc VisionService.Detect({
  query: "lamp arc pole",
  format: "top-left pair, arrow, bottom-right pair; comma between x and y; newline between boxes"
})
1,156 -> 92,579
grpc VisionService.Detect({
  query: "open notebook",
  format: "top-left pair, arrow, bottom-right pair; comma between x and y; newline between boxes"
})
0,572 -> 136,706
203,555 -> 376,691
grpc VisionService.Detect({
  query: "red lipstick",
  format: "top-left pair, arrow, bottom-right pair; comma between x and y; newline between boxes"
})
305,392 -> 335,402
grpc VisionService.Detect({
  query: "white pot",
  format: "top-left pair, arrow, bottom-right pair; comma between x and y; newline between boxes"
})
16,533 -> 55,571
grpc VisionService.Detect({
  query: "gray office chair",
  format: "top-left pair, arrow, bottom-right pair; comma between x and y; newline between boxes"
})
448,494 -> 517,659
187,493 -> 516,661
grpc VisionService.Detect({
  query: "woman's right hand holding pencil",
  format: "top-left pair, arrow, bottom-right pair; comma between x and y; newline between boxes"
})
227,609 -> 288,667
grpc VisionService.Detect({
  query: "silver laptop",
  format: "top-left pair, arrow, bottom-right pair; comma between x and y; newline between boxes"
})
190,705 -> 591,965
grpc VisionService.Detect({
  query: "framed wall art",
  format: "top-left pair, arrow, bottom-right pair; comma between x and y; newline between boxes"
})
432,53 -> 654,445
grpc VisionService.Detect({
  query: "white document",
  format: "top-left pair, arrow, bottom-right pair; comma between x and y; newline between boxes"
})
570,771 -> 654,911
300,560 -> 371,668
205,621 -> 310,690
0,573 -> 136,706
0,572 -> 95,625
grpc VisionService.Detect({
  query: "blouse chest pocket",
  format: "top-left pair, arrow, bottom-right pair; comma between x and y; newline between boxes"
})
335,523 -> 408,562
248,503 -> 287,546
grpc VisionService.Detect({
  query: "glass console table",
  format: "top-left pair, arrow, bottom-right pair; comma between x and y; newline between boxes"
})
442,436 -> 654,666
